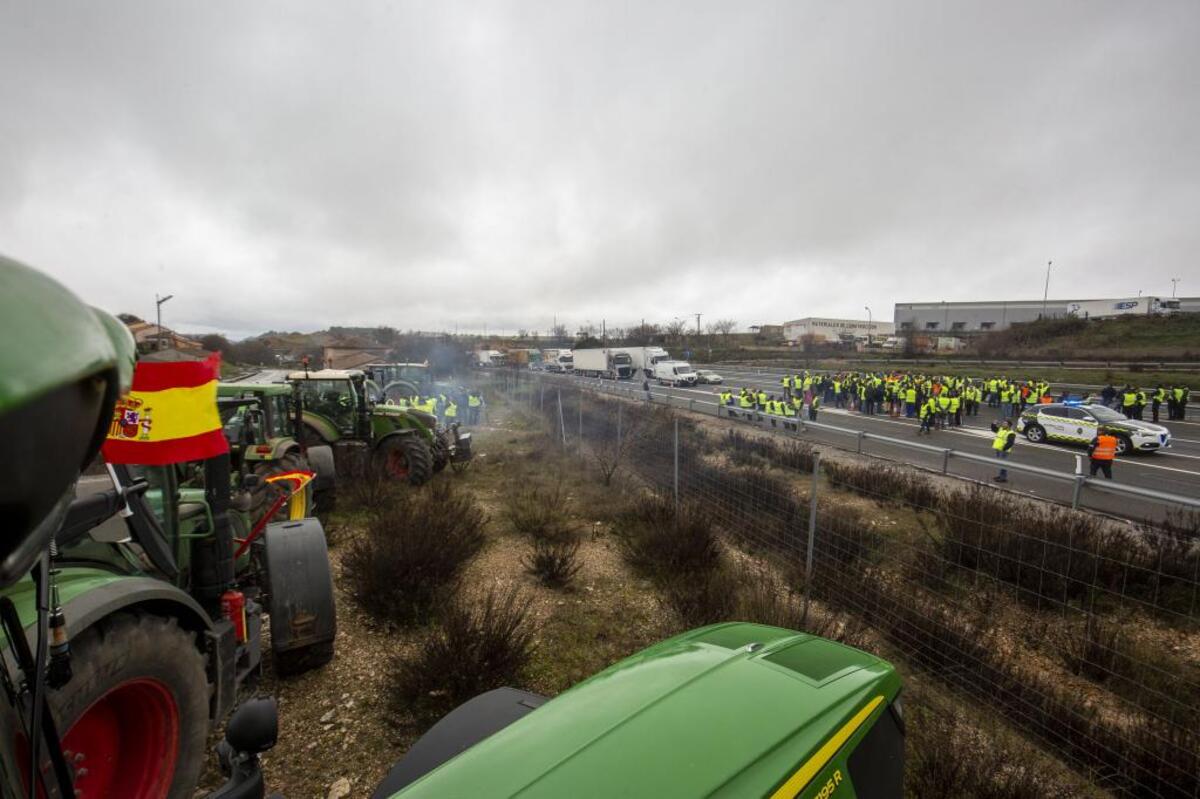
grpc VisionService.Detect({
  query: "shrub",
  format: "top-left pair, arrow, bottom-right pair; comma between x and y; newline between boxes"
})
524,536 -> 583,588
502,481 -> 575,542
342,482 -> 487,625
724,429 -> 816,473
341,449 -> 401,510
661,567 -> 740,629
390,586 -> 535,727
823,460 -> 942,512
611,496 -> 722,579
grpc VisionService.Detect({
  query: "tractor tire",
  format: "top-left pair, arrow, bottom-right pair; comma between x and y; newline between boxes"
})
374,435 -> 434,486
432,435 -> 450,474
250,449 -> 310,523
52,612 -> 208,799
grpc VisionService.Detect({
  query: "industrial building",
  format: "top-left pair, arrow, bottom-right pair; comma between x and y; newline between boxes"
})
783,317 -> 894,343
893,297 -> 1199,334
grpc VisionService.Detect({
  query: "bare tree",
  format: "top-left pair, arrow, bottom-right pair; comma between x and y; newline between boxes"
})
664,318 -> 687,340
710,319 -> 737,337
551,323 -> 569,344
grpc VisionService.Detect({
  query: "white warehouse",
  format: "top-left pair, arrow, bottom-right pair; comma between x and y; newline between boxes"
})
783,317 -> 894,343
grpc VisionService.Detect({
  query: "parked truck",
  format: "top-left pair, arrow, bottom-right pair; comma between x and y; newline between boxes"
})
473,349 -> 506,368
652,360 -> 699,386
613,346 -> 670,378
507,348 -> 543,369
541,348 -> 574,373
573,348 -> 634,380
1068,297 -> 1182,319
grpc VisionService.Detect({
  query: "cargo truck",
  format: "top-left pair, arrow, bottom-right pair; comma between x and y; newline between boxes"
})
613,346 -> 671,378
1068,297 -> 1181,319
573,348 -> 634,380
473,349 -> 506,368
541,348 -> 574,373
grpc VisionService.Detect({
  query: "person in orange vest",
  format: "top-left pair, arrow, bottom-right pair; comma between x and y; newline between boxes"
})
1087,433 -> 1118,480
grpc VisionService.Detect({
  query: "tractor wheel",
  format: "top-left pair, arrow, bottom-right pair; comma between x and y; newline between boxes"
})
52,613 -> 208,799
432,435 -> 450,474
250,449 -> 310,523
374,435 -> 434,486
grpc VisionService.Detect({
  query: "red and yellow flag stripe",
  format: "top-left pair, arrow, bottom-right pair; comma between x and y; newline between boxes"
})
102,352 -> 229,465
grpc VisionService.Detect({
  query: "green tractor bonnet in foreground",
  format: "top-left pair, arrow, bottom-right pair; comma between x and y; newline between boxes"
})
374,623 -> 904,798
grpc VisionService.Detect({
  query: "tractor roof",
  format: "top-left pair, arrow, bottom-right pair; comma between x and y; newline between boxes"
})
392,623 -> 900,798
218,382 -> 292,397
286,369 -> 364,380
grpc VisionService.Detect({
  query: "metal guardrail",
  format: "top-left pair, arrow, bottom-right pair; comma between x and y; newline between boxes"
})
523,371 -> 1200,514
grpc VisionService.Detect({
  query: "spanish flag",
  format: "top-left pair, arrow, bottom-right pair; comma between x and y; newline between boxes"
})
102,352 -> 229,465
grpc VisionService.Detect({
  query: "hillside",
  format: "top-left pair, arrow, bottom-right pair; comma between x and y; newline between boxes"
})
971,313 -> 1200,360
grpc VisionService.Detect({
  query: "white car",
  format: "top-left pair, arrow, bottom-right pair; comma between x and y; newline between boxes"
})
1015,403 -> 1171,454
695,369 -> 724,385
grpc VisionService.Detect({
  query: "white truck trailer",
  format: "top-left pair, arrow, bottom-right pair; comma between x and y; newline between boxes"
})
612,346 -> 671,378
573,348 -> 634,380
473,349 -> 506,368
1068,297 -> 1181,319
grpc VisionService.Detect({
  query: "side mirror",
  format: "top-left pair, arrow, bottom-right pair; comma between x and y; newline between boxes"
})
226,696 -> 278,755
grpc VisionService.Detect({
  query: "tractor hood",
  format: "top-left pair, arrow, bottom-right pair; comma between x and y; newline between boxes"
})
390,623 -> 900,799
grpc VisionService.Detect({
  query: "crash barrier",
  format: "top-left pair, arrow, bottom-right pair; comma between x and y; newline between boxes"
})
697,363 -> 1199,423
516,370 -> 1200,519
487,369 -> 1200,798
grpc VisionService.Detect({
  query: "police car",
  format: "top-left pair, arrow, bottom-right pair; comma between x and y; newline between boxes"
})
1015,402 -> 1171,454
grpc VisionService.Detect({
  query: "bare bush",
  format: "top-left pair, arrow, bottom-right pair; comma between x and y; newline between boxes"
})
524,536 -> 583,588
389,586 -> 535,728
343,482 -> 486,625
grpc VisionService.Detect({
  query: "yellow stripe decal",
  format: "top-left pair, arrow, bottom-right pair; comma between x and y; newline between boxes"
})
768,696 -> 885,799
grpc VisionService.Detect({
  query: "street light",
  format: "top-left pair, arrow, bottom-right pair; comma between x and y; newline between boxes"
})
1171,278 -> 1181,298
1041,261 -> 1052,319
864,306 -> 872,346
155,293 -> 174,351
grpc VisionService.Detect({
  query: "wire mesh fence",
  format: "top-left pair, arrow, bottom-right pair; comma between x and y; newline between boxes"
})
485,369 -> 1200,797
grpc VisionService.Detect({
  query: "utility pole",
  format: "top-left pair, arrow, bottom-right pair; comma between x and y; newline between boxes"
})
694,313 -> 702,336
1041,261 -> 1052,319
1171,278 -> 1180,298
864,306 -> 872,346
155,293 -> 174,351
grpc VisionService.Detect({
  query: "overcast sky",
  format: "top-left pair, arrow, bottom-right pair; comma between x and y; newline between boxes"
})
2,2 -> 1197,339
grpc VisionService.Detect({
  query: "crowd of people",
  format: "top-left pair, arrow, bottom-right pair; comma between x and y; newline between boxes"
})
386,388 -> 485,425
716,370 -> 1191,431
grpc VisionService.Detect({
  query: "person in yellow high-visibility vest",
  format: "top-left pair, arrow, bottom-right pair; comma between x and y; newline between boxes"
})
991,419 -> 1016,483
1087,433 -> 1117,480
468,391 -> 482,424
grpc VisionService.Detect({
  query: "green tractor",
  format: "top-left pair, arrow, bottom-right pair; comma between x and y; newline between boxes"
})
364,362 -> 434,405
0,255 -> 336,799
217,381 -> 338,514
288,368 -> 471,486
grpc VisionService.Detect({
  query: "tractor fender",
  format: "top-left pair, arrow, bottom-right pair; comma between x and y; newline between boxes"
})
305,444 -> 337,491
269,437 -> 302,461
300,411 -> 340,445
261,518 -> 336,655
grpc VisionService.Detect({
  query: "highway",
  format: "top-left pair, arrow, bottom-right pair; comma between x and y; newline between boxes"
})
543,365 -> 1200,523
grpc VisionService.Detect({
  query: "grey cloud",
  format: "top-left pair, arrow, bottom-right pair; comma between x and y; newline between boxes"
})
2,1 -> 1197,336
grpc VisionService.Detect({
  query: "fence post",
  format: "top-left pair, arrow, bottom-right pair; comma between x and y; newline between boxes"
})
803,451 -> 822,625
673,417 -> 680,514
941,448 -> 951,474
579,389 -> 584,459
540,384 -> 545,413
557,390 -> 567,449
856,431 -> 864,454
1071,475 -> 1085,509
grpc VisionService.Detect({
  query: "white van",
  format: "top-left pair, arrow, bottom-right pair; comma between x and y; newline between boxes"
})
652,360 -> 698,386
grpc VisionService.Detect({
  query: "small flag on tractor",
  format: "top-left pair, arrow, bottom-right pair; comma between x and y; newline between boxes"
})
102,352 -> 229,465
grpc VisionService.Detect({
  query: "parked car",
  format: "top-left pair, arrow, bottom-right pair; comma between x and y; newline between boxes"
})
1016,402 -> 1171,454
695,369 -> 724,385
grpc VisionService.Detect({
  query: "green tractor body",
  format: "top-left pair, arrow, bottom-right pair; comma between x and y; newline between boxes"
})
218,381 -> 338,513
287,369 -> 470,485
376,623 -> 903,798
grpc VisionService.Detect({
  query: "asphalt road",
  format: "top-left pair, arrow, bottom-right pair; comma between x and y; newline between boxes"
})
546,366 -> 1200,524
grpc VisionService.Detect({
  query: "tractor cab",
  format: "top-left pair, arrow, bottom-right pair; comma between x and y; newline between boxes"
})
287,369 -> 372,441
365,362 -> 432,404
